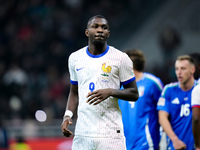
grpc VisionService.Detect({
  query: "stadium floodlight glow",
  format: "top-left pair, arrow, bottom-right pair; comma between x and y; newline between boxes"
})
35,110 -> 47,122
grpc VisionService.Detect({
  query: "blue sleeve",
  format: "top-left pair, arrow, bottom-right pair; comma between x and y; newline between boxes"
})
157,86 -> 170,114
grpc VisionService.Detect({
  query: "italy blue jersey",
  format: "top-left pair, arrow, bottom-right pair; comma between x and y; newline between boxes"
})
118,72 -> 163,150
157,81 -> 198,150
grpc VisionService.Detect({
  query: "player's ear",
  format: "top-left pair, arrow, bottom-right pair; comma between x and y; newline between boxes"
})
191,65 -> 195,74
85,29 -> 89,37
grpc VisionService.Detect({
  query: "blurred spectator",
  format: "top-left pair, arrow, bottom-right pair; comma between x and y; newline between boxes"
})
2,62 -> 28,118
156,26 -> 182,85
159,26 -> 181,64
3,63 -> 28,87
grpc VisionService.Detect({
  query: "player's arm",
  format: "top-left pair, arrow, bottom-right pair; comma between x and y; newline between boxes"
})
158,110 -> 186,149
113,80 -> 138,101
86,80 -> 139,105
61,84 -> 78,137
192,107 -> 200,150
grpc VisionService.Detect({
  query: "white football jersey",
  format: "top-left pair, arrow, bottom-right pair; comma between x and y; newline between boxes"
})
192,84 -> 200,107
68,45 -> 135,138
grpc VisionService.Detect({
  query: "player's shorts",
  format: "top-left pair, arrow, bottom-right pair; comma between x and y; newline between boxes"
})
72,135 -> 126,150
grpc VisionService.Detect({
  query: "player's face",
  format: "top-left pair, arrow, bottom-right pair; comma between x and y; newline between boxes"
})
85,18 -> 110,45
175,60 -> 195,85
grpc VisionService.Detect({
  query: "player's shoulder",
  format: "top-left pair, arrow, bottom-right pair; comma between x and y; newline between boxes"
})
198,78 -> 200,84
193,84 -> 200,93
165,82 -> 178,88
108,46 -> 127,56
144,72 -> 163,90
159,82 -> 178,98
144,73 -> 162,83
163,82 -> 178,92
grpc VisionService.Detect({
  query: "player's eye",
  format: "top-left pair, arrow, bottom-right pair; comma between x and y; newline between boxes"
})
92,25 -> 98,28
102,26 -> 108,30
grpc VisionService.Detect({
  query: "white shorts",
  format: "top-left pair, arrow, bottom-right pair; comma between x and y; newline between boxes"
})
72,135 -> 126,150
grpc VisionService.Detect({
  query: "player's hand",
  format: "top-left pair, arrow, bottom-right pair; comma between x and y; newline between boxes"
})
86,88 -> 112,105
172,137 -> 186,150
61,116 -> 73,137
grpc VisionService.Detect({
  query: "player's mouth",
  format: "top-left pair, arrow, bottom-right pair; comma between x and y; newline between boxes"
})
177,76 -> 182,81
95,35 -> 104,39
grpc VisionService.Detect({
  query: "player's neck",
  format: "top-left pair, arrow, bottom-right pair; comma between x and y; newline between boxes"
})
180,77 -> 195,91
88,43 -> 107,55
134,70 -> 143,82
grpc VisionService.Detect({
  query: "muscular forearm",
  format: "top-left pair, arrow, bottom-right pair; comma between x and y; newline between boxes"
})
159,111 -> 178,141
110,88 -> 138,101
193,120 -> 200,148
160,117 -> 178,141
64,84 -> 78,117
159,111 -> 186,149
64,93 -> 78,118
66,94 -> 78,112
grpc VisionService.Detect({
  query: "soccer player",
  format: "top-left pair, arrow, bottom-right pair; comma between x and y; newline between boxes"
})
190,52 -> 200,150
157,55 -> 197,150
192,84 -> 200,150
118,49 -> 164,150
61,15 -> 139,150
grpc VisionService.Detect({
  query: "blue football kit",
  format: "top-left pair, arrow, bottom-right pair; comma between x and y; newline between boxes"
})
119,72 -> 163,150
157,81 -> 198,150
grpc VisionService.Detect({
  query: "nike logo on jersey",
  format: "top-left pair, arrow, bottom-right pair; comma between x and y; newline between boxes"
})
172,98 -> 180,104
76,67 -> 84,71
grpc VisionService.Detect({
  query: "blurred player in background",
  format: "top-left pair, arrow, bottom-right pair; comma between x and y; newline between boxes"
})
118,49 -> 163,150
192,84 -> 200,150
190,52 -> 200,150
157,55 -> 197,150
61,15 -> 139,150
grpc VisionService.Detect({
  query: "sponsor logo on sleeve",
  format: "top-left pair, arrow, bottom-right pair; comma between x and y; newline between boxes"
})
158,97 -> 165,106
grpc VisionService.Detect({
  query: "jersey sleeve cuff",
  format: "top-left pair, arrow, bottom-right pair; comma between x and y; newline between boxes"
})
120,77 -> 135,85
70,80 -> 78,85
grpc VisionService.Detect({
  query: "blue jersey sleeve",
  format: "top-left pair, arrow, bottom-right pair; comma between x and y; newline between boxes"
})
157,85 -> 170,113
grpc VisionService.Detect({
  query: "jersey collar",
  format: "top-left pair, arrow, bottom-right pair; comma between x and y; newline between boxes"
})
86,45 -> 109,58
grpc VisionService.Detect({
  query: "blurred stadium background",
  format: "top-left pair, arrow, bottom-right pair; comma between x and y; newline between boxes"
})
0,0 -> 199,149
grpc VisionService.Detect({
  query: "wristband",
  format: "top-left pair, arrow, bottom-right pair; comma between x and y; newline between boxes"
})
64,110 -> 73,118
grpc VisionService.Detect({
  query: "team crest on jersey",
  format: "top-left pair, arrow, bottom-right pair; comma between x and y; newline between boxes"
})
138,86 -> 145,97
101,62 -> 112,82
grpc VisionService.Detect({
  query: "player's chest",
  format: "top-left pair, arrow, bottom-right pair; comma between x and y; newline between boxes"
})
74,59 -> 119,78
170,92 -> 192,117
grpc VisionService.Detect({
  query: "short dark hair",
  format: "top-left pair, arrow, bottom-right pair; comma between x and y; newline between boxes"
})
125,49 -> 146,71
87,15 -> 109,28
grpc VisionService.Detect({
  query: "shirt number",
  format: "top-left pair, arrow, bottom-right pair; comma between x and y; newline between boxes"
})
180,104 -> 190,117
89,82 -> 95,92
